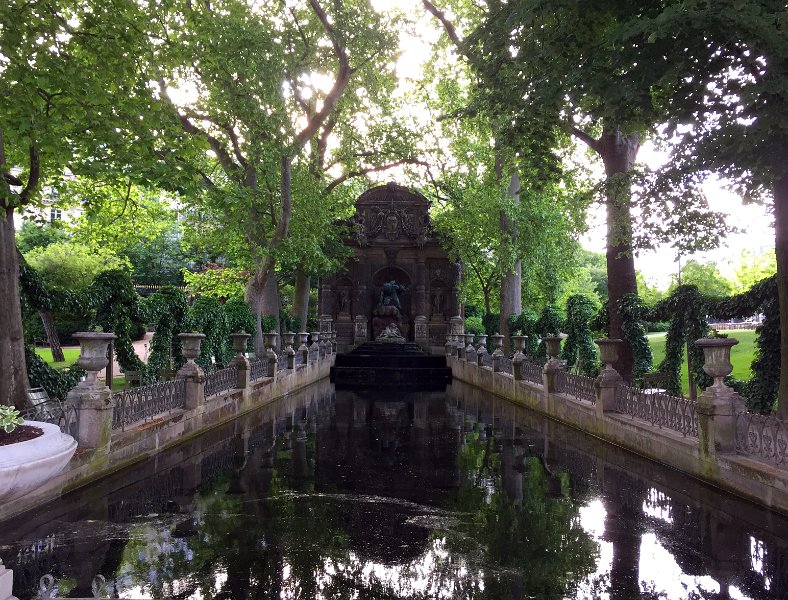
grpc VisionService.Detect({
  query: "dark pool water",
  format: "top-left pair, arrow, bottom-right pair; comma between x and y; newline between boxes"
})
1,380 -> 787,599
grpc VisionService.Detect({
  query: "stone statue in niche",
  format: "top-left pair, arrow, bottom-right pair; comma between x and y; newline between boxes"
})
374,280 -> 405,316
432,289 -> 443,315
338,289 -> 350,314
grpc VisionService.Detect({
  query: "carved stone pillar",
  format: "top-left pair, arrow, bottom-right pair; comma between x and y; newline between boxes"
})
414,257 -> 427,317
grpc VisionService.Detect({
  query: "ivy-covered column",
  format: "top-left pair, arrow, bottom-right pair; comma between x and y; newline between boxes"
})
542,336 -> 565,393
230,332 -> 251,389
696,338 -> 746,458
595,339 -> 623,416
68,332 -> 116,450
177,333 -> 206,411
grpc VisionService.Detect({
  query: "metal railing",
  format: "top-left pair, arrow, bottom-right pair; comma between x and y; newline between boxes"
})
466,349 -> 477,364
250,358 -> 267,381
615,384 -> 698,437
112,378 -> 186,431
481,353 -> 494,368
522,361 -> 544,385
20,402 -> 79,439
277,353 -> 289,371
736,412 -> 787,466
498,356 -> 513,375
555,370 -> 596,404
204,366 -> 237,398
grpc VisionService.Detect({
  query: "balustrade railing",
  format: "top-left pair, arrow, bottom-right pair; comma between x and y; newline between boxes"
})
615,384 -> 698,437
20,402 -> 79,439
736,412 -> 787,466
555,370 -> 596,404
249,358 -> 267,381
498,356 -> 513,375
522,361 -> 543,385
112,378 -> 186,431
204,366 -> 238,398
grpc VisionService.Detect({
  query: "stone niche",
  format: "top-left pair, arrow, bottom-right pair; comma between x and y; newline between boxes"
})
319,183 -> 460,353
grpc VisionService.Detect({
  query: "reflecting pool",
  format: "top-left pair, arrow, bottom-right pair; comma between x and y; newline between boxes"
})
1,380 -> 787,599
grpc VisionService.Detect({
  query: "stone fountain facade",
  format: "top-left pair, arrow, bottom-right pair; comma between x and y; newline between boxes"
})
319,183 -> 460,353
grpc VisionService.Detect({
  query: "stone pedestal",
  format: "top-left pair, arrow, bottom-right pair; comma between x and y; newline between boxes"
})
283,332 -> 296,369
353,315 -> 368,346
68,381 -> 114,451
265,332 -> 279,377
491,335 -> 504,372
297,332 -> 309,366
414,315 -> 428,348
542,336 -> 564,393
230,332 -> 251,389
0,560 -> 18,600
178,333 -> 207,410
595,339 -> 623,415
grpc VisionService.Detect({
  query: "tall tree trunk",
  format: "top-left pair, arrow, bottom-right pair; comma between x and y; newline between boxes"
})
774,173 -> 788,418
291,270 -> 310,333
38,309 -> 65,362
500,173 -> 522,354
260,272 -> 281,343
598,128 -> 640,382
245,266 -> 281,353
0,206 -> 30,408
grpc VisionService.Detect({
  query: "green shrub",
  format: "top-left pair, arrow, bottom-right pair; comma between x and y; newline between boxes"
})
464,316 -> 484,334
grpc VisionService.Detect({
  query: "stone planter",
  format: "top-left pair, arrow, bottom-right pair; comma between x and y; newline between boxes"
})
475,334 -> 488,352
0,421 -> 77,503
230,332 -> 251,354
264,331 -> 279,352
594,338 -> 622,370
491,334 -> 504,354
696,337 -> 739,387
511,335 -> 527,355
73,332 -> 116,387
542,336 -> 563,359
179,333 -> 206,363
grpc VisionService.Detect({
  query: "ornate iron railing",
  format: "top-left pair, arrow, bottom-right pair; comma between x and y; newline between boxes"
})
294,352 -> 305,367
522,361 -> 544,385
481,353 -> 494,368
112,378 -> 186,431
615,384 -> 698,437
250,358 -> 267,381
20,402 -> 79,439
736,412 -> 787,466
277,353 -> 289,371
498,356 -> 513,375
466,349 -> 477,364
204,366 -> 238,398
556,370 -> 596,404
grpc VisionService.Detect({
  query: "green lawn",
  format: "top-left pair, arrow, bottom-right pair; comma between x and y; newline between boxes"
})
647,329 -> 757,394
35,347 -> 81,369
34,347 -> 126,390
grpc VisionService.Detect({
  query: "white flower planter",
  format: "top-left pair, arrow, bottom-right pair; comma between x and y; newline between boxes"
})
0,421 -> 77,502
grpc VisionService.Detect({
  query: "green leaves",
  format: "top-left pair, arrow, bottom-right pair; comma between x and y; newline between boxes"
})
0,405 -> 24,433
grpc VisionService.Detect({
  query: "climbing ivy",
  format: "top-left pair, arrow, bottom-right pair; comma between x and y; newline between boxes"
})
187,297 -> 229,370
89,270 -> 146,374
507,310 -> 538,356
25,346 -> 85,401
562,295 -> 598,376
143,287 -> 189,382
534,305 -> 564,360
617,294 -> 654,383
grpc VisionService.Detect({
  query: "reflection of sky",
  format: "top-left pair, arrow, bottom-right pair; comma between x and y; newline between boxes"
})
574,495 -> 759,600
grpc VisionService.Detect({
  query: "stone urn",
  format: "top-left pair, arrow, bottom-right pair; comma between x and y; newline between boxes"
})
283,332 -> 296,353
542,335 -> 564,359
297,332 -> 309,349
594,338 -> 622,370
511,335 -> 527,356
264,331 -> 279,352
696,337 -> 739,387
476,334 -> 488,353
73,332 -> 116,387
179,333 -> 206,363
491,334 -> 504,355
231,332 -> 251,355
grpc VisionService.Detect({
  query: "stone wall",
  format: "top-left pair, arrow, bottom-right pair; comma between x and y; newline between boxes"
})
449,356 -> 788,516
0,356 -> 333,523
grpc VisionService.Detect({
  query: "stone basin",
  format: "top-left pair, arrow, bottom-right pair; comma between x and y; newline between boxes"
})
0,421 -> 77,503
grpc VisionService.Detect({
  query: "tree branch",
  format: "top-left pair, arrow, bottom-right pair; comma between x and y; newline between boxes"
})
294,0 -> 352,152
421,0 -> 463,48
324,159 -> 430,193
571,126 -> 601,153
19,146 -> 41,205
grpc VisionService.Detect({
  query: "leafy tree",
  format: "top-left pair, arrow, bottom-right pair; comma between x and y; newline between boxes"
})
24,241 -> 129,292
636,272 -> 666,307
732,250 -> 777,294
0,0 -> 163,406
422,0 -> 729,381
183,266 -> 250,301
15,220 -> 69,254
672,260 -> 733,299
